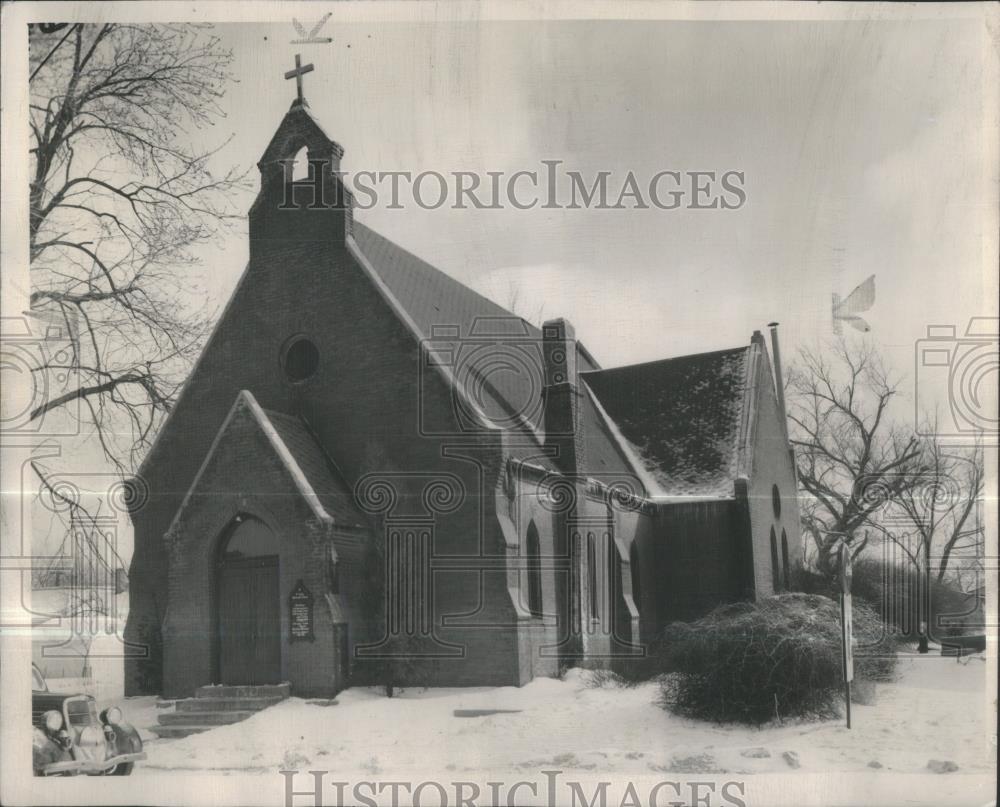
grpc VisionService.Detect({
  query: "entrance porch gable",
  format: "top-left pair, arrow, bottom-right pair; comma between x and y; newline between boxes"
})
160,390 -> 371,699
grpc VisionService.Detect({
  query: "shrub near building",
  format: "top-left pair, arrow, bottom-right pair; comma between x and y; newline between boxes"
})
659,593 -> 896,725
793,557 -> 981,644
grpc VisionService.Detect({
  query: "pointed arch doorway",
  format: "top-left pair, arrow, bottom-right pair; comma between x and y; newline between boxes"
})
216,515 -> 281,685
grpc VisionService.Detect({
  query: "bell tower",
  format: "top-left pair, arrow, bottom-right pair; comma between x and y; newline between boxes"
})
248,54 -> 352,263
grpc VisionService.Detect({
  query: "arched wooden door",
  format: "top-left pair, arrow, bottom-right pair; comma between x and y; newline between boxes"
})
216,516 -> 281,685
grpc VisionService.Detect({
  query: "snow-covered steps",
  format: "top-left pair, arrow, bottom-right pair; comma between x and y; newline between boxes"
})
149,724 -> 213,739
150,683 -> 290,739
158,710 -> 256,726
178,695 -> 287,712
194,683 -> 291,699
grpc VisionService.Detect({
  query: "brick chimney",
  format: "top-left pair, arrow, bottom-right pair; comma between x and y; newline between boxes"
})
542,318 -> 584,474
767,322 -> 789,438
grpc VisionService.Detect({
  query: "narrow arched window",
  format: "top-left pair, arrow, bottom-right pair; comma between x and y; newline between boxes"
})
587,532 -> 598,620
630,541 -> 641,613
605,508 -> 617,624
291,145 -> 310,180
606,537 -> 618,625
770,527 -> 781,592
781,529 -> 790,589
526,521 -> 542,617
327,545 -> 340,595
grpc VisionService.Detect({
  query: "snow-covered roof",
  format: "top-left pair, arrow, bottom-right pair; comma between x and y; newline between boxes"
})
581,346 -> 752,499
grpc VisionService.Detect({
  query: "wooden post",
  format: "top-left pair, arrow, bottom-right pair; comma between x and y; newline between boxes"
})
839,543 -> 854,729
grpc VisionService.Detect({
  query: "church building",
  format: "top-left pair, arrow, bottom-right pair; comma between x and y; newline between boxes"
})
124,62 -> 802,698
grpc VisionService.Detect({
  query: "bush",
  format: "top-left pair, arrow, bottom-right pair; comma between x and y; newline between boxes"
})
791,557 -> 978,641
582,668 -> 641,689
851,596 -> 899,685
659,593 -> 896,725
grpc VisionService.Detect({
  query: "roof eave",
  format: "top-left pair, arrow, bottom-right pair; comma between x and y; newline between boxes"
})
164,391 -> 335,541
579,376 -> 664,497
345,232 -> 501,436
735,339 -> 764,479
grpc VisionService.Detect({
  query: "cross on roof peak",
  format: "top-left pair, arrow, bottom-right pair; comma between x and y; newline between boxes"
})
284,53 -> 315,106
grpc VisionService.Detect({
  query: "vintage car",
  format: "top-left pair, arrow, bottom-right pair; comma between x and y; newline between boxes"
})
31,663 -> 145,776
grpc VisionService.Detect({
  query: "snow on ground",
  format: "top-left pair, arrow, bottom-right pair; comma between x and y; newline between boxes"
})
122,653 -> 994,782
115,695 -> 165,744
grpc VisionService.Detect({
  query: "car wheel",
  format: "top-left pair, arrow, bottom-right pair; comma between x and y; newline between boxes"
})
105,762 -> 134,776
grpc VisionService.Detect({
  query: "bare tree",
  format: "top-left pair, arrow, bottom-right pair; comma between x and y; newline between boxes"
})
503,280 -> 546,328
866,429 -> 985,648
892,431 -> 984,586
786,339 -> 926,576
27,23 -> 248,585
29,23 -> 247,471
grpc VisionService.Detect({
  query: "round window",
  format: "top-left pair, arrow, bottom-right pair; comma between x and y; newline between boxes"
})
282,337 -> 319,382
772,484 -> 781,518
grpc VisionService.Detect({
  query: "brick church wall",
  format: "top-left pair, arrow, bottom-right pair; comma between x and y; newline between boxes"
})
494,462 -> 563,683
743,345 -> 803,597
125,233 -> 530,691
125,104 -> 803,697
125,111 -> 527,694
654,500 -> 745,623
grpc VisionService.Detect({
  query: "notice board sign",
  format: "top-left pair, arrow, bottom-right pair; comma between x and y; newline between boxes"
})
289,579 -> 315,642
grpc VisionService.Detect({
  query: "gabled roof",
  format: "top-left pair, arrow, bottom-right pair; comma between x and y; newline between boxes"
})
137,204 -> 601,479
352,221 -> 599,432
168,391 -> 368,535
260,405 -> 369,530
354,222 -> 520,344
137,101 -> 609,477
581,346 -> 753,499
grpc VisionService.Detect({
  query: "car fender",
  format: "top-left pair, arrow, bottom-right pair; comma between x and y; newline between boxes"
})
32,727 -> 70,773
110,721 -> 143,756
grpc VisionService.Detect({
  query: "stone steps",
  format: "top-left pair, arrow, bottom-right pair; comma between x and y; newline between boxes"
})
149,723 -> 213,739
195,683 -> 290,699
150,682 -> 290,739
157,710 -> 256,726
177,695 -> 286,712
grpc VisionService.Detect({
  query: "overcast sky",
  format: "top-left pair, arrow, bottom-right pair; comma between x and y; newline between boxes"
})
192,16 -> 998,386
12,10 -> 998,555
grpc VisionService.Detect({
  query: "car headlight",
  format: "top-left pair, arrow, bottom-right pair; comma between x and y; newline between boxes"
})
101,706 -> 123,725
43,710 -> 63,733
